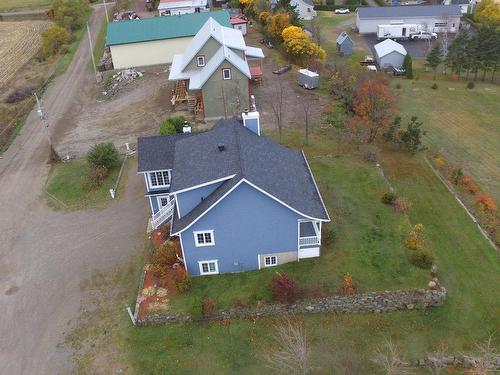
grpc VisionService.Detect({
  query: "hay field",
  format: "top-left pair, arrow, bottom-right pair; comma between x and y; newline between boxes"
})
0,21 -> 49,89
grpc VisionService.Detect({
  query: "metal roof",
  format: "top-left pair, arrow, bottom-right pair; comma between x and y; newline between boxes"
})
357,5 -> 462,19
374,38 -> 407,58
106,10 -> 231,46
336,31 -> 352,45
137,118 -> 330,232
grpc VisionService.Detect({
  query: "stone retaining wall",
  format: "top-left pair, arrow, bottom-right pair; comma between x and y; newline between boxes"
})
136,287 -> 446,326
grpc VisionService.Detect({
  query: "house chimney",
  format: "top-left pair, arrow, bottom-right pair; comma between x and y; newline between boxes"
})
217,143 -> 225,152
242,98 -> 260,136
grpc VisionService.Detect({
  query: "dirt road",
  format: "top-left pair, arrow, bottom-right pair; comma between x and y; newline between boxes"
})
0,5 -> 147,375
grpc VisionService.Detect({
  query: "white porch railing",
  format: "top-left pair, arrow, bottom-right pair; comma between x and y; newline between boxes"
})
152,199 -> 175,229
299,236 -> 321,246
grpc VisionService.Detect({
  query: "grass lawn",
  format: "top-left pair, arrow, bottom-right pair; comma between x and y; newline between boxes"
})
395,65 -> 500,201
170,137 -> 428,315
91,20 -> 108,68
0,0 -> 51,11
45,156 -> 124,210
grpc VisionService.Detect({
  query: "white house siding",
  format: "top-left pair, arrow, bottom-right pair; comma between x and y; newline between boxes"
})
356,14 -> 461,34
290,0 -> 316,20
233,23 -> 247,35
110,37 -> 192,69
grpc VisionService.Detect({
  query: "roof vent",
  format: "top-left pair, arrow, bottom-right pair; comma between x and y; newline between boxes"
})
217,144 -> 225,152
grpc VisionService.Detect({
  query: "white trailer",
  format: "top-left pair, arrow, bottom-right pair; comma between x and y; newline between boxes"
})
377,24 -> 421,40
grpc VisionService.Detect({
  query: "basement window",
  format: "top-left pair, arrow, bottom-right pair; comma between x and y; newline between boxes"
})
196,55 -> 205,67
222,68 -> 232,80
199,260 -> 219,275
264,256 -> 277,267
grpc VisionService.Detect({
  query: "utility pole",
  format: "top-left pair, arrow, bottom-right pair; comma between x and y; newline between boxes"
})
34,93 -> 59,162
103,0 -> 109,22
87,21 -> 100,83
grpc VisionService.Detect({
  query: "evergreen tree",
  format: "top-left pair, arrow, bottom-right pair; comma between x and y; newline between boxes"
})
425,44 -> 442,80
445,29 -> 470,79
274,0 -> 302,27
400,117 -> 424,155
403,53 -> 413,79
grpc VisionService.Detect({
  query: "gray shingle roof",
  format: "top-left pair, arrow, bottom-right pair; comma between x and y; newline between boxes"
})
137,133 -> 195,172
357,5 -> 462,19
139,118 -> 330,233
451,0 -> 469,5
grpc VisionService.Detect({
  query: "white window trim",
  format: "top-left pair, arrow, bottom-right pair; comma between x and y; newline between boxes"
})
196,55 -> 205,67
264,255 -> 277,267
193,230 -> 215,247
222,68 -> 231,80
198,259 -> 219,275
148,170 -> 171,188
156,195 -> 170,209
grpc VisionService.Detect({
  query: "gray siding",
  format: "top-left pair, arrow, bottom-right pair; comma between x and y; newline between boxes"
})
185,37 -> 221,71
180,182 -> 306,275
338,39 -> 353,55
377,51 -> 405,68
200,61 -> 250,119
176,181 -> 223,217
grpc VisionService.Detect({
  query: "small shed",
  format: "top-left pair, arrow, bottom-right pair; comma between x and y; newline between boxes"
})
373,39 -> 407,69
298,69 -> 319,89
336,32 -> 353,55
230,17 -> 248,35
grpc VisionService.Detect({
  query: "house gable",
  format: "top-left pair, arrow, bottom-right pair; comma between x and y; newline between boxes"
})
184,37 -> 222,71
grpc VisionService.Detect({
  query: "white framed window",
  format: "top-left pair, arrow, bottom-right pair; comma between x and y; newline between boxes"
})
194,230 -> 215,247
196,55 -> 205,67
198,260 -> 219,275
156,195 -> 170,208
149,170 -> 170,188
222,68 -> 231,80
264,256 -> 277,267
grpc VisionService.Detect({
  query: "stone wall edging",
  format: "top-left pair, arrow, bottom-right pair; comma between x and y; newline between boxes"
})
136,287 -> 446,326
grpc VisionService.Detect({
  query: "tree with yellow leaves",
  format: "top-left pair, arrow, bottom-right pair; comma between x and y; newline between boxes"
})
266,12 -> 291,40
475,0 -> 500,24
281,25 -> 326,65
239,0 -> 256,18
259,11 -> 271,24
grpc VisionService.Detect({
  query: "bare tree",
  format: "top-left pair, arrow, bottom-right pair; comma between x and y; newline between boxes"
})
309,16 -> 321,46
463,336 -> 499,375
263,316 -> 311,375
372,339 -> 414,375
269,75 -> 286,142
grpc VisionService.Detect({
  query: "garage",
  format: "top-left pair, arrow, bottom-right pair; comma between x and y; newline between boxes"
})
106,10 -> 231,69
374,39 -> 407,69
356,5 -> 462,34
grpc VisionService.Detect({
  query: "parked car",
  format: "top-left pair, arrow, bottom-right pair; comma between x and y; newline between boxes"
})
366,65 -> 377,73
410,31 -> 438,40
390,66 -> 406,76
335,8 -> 350,14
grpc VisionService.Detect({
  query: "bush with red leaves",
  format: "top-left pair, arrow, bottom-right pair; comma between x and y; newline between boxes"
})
271,272 -> 301,303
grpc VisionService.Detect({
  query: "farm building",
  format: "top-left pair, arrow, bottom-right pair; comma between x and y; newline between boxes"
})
106,10 -> 231,69
356,5 -> 462,34
168,17 -> 264,120
374,39 -> 407,69
230,17 -> 248,35
157,0 -> 209,16
336,32 -> 353,55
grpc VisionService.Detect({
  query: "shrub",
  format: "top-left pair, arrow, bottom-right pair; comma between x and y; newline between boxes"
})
405,224 -> 424,251
451,168 -> 463,185
395,82 -> 401,89
476,194 -> 497,213
41,25 -> 71,58
360,145 -> 380,162
150,241 -> 181,279
410,249 -> 435,269
461,175 -> 478,194
174,268 -> 191,293
403,53 -> 413,79
87,142 -> 120,170
321,226 -> 336,246
393,197 -> 411,213
82,165 -> 108,191
381,191 -> 397,205
341,273 -> 357,295
159,116 -> 187,135
4,85 -> 37,104
467,81 -> 475,89
271,272 -> 300,303
201,298 -> 218,318
431,83 -> 438,90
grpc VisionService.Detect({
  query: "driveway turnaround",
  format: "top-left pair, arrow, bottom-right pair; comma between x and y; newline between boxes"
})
0,5 -> 147,375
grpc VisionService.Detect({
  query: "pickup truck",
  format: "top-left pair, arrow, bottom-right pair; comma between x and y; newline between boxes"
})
334,8 -> 350,14
410,31 -> 438,40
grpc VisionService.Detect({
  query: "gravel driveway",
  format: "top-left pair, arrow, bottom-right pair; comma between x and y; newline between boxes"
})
0,4 -> 148,375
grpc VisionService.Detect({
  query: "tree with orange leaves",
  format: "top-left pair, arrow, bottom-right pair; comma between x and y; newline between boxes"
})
353,79 -> 396,143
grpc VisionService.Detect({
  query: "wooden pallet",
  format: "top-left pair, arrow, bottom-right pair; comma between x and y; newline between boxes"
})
171,80 -> 188,105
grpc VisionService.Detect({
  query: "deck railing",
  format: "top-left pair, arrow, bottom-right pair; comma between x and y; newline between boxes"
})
152,200 -> 175,229
299,236 -> 320,246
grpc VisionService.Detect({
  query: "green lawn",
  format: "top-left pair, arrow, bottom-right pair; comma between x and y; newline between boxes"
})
170,140 -> 428,315
0,0 -> 51,11
395,67 -> 500,201
91,20 -> 108,68
45,157 -> 124,210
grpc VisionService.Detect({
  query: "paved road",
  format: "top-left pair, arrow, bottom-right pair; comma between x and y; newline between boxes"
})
0,4 -> 147,375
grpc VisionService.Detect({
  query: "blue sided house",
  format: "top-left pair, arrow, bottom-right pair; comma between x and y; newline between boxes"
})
137,111 -> 330,276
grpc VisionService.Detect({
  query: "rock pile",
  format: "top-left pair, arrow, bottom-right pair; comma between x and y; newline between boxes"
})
102,68 -> 144,97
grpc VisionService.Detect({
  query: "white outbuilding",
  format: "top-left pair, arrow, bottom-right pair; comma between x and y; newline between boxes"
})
356,5 -> 462,34
373,39 -> 407,69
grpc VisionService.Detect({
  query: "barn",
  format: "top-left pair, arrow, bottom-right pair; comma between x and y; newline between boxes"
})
106,10 -> 231,69
374,39 -> 407,69
356,5 -> 462,34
